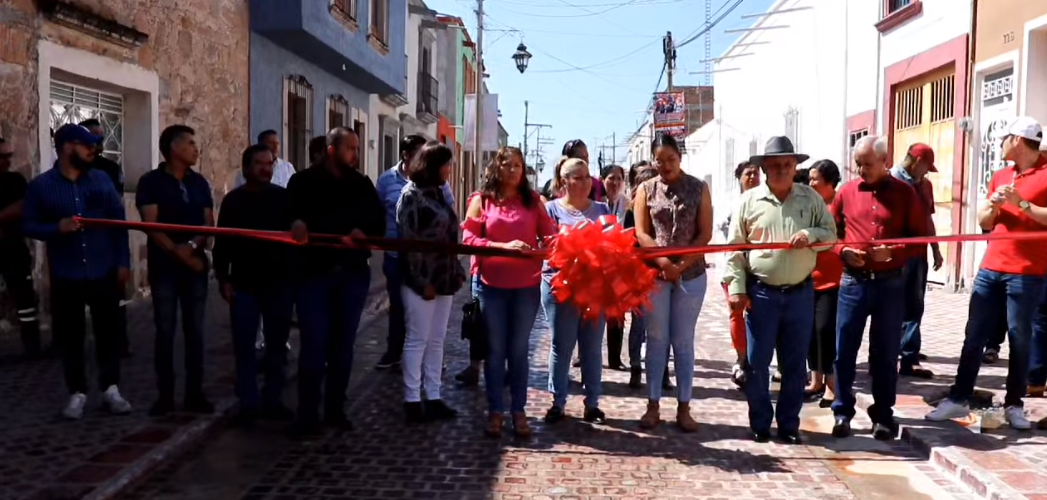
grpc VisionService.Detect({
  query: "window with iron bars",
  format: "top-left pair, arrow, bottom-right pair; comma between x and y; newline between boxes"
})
285,75 -> 313,172
49,80 -> 124,165
331,0 -> 357,20
887,0 -> 912,15
328,94 -> 349,130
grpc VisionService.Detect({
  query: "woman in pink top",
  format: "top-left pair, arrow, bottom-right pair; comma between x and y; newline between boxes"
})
462,146 -> 557,438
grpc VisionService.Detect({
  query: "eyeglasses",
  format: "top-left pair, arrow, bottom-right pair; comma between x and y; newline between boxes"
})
499,163 -> 522,171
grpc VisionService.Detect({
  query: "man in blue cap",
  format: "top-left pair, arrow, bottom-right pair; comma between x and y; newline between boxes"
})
22,124 -> 132,420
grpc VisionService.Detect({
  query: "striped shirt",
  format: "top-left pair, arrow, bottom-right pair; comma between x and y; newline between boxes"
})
377,162 -> 454,258
22,164 -> 130,281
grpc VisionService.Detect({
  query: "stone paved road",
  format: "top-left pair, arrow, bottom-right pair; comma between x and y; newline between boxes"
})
119,269 -> 972,500
0,263 -> 386,500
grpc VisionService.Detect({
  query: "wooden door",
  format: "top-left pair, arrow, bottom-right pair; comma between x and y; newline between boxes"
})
891,68 -> 956,285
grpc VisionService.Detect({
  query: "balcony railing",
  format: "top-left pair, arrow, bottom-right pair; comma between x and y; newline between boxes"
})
417,71 -> 439,123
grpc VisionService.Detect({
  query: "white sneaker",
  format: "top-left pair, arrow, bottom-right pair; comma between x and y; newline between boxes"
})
924,399 -> 970,421
63,393 -> 87,420
1006,406 -> 1031,430
103,385 -> 132,415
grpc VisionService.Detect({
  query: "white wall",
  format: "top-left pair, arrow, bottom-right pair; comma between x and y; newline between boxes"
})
874,0 -> 972,133
710,0 -> 847,193
843,0 -> 880,118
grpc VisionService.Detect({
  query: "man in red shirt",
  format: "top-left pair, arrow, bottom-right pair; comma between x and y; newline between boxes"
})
891,143 -> 944,380
926,117 -> 1047,430
829,135 -> 928,441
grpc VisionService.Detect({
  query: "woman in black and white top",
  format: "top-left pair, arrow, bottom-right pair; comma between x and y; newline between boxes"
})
396,142 -> 467,424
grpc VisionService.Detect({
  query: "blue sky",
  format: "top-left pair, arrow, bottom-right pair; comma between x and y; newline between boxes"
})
426,0 -> 774,182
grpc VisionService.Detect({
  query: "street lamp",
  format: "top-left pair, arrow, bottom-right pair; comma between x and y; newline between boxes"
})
513,42 -> 532,74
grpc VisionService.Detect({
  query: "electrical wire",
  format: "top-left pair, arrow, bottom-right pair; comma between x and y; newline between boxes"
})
492,0 -> 698,8
677,0 -> 746,47
673,0 -> 732,46
496,0 -> 647,18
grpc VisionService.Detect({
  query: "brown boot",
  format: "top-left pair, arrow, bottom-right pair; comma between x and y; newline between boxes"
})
1029,385 -> 1045,398
485,412 -> 503,438
676,402 -> 698,433
639,400 -> 661,429
512,412 -> 532,438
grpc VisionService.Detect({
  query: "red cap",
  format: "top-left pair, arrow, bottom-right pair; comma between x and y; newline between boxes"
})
908,143 -> 936,172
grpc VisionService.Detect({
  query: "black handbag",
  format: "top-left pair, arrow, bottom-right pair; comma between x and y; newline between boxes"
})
461,296 -> 486,342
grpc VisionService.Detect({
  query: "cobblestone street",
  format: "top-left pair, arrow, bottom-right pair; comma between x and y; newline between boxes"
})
116,269 -> 977,500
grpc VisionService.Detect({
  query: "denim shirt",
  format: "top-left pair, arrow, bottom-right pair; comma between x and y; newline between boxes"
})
22,164 -> 130,281
377,163 -> 454,258
396,182 -> 465,296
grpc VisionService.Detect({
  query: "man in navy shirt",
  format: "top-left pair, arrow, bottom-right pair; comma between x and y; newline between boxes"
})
136,125 -> 215,417
22,124 -> 132,420
0,136 -> 45,358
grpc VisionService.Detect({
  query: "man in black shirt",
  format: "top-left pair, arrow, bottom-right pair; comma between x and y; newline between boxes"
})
80,118 -> 131,358
287,127 -> 384,435
214,144 -> 295,424
0,137 -> 43,357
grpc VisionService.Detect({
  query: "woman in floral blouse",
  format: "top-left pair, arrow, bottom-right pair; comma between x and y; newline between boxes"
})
396,142 -> 466,424
633,133 -> 713,432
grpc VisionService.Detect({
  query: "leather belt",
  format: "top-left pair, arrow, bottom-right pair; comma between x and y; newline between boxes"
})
843,267 -> 904,281
750,276 -> 811,293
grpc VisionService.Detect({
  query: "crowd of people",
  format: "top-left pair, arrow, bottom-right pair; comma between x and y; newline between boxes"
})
0,114 -> 1044,442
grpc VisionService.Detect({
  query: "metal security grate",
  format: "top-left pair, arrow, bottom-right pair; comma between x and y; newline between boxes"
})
895,86 -> 923,130
930,74 -> 955,123
328,94 -> 349,130
285,75 -> 313,170
49,81 -> 124,163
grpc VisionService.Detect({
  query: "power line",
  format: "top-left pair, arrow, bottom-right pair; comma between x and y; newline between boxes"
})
493,0 -> 698,7
677,0 -> 746,48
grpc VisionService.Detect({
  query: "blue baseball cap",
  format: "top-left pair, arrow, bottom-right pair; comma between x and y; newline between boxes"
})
53,124 -> 102,148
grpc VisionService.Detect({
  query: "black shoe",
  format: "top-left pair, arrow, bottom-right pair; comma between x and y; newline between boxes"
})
730,364 -> 748,389
325,413 -> 354,431
184,395 -> 215,414
455,366 -> 481,386
983,348 -> 1000,364
628,367 -> 643,389
918,353 -> 928,361
872,422 -> 897,441
544,406 -> 565,424
260,403 -> 295,421
288,421 -> 325,439
608,360 -> 628,371
832,416 -> 852,438
899,366 -> 934,379
572,359 -> 582,368
404,402 -> 426,424
376,352 -> 401,370
149,398 -> 175,417
424,399 -> 458,420
583,407 -> 606,424
752,430 -> 771,443
233,407 -> 258,427
803,388 -> 825,402
777,430 -> 803,445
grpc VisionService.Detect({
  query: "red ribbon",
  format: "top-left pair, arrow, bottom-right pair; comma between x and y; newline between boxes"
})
74,217 -> 1047,317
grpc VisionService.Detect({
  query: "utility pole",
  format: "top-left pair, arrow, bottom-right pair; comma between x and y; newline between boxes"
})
663,31 -> 676,91
523,100 -> 529,167
472,0 -> 485,174
611,131 -> 616,164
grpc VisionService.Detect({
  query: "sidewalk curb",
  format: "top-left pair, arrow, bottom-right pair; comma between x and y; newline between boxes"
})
855,392 -> 1026,500
84,282 -> 391,500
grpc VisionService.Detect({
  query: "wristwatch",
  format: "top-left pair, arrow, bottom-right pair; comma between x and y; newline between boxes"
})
1019,200 -> 1032,212
188,240 -> 199,250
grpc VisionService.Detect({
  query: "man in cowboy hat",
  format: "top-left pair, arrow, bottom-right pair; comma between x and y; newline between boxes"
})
723,136 -> 837,444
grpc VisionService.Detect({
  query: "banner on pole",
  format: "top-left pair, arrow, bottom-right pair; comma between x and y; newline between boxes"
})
653,123 -> 687,151
464,93 -> 501,152
652,92 -> 686,125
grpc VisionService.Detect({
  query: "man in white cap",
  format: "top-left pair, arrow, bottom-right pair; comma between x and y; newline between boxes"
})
927,116 -> 1047,430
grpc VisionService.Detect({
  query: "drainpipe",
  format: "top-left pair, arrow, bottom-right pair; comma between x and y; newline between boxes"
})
957,0 -> 979,291
874,0 -> 883,138
842,0 -> 850,174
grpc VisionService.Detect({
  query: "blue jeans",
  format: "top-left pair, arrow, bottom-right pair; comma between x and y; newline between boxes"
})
744,279 -> 814,434
899,257 -> 928,369
645,274 -> 707,402
1028,280 -> 1047,386
382,255 -> 406,359
295,268 -> 371,423
150,270 -> 209,398
628,312 -> 646,369
832,270 -> 906,424
478,282 -> 541,413
229,286 -> 292,409
948,269 -> 1045,407
542,281 -> 605,409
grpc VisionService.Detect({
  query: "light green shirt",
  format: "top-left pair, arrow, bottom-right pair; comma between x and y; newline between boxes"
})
724,183 -> 837,295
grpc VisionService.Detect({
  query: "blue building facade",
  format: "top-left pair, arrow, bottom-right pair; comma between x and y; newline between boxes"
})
249,0 -> 408,174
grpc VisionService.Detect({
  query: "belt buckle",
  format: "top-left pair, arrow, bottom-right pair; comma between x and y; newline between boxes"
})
867,271 -> 878,280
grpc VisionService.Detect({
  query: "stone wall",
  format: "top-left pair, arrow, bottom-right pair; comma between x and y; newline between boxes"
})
0,0 -> 250,333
